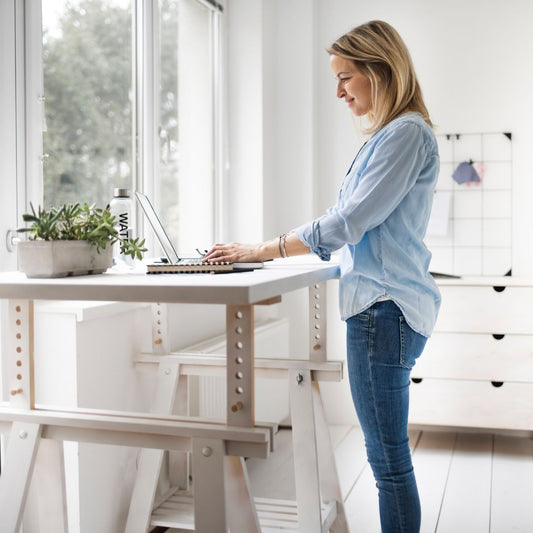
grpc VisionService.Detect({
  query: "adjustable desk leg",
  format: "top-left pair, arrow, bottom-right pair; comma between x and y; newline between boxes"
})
224,304 -> 260,532
288,282 -> 349,533
0,301 -> 41,532
287,283 -> 328,533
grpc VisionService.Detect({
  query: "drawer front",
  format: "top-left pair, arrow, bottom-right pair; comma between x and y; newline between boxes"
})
414,332 -> 533,382
436,285 -> 533,334
409,378 -> 533,431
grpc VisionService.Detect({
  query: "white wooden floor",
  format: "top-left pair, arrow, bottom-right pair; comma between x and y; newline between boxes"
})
245,426 -> 533,533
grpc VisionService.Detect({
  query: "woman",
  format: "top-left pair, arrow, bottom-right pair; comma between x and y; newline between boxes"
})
205,20 -> 440,533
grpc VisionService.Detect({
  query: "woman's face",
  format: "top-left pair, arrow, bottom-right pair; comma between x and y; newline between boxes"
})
330,54 -> 372,117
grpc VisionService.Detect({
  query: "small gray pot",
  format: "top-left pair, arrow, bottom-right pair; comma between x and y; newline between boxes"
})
18,240 -> 113,278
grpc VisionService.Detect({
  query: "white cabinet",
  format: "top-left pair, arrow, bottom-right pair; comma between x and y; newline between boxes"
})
409,277 -> 533,431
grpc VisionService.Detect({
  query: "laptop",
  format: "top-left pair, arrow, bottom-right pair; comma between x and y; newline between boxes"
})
136,191 -> 264,274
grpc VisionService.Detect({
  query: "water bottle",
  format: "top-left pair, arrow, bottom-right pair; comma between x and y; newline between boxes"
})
110,188 -> 133,268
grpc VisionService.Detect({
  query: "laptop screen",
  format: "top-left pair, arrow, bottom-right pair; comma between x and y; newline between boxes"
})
135,192 -> 180,263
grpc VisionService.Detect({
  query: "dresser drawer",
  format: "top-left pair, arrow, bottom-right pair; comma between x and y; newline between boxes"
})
436,285 -> 533,334
409,378 -> 533,431
414,332 -> 533,382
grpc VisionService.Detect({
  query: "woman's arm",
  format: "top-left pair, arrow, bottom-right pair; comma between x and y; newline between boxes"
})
204,232 -> 310,263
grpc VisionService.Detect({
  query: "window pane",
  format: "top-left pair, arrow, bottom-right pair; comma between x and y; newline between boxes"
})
159,0 -> 215,253
42,0 -> 133,209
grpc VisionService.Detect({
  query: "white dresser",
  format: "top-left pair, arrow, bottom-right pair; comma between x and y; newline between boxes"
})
409,276 -> 533,432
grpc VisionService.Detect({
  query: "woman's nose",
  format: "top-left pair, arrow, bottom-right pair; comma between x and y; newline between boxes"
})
336,82 -> 345,99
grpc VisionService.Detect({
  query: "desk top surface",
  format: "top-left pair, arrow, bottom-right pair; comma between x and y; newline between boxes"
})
0,257 -> 340,305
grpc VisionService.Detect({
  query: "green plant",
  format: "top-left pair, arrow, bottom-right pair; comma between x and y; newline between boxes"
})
18,202 -> 147,260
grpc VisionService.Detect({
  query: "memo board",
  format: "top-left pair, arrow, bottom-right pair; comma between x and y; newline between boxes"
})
425,132 -> 513,276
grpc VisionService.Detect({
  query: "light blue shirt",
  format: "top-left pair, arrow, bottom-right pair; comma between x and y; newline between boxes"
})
294,112 -> 441,337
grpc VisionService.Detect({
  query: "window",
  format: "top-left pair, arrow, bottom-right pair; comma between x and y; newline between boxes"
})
39,0 -> 223,254
158,0 -> 219,252
41,0 -> 134,208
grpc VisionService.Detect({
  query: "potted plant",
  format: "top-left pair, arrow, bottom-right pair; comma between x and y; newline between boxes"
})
17,202 -> 147,278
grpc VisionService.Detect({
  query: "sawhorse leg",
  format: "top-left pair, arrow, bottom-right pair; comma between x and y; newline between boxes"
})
126,303 -> 188,533
125,360 -> 185,533
289,368 -> 323,533
191,439 -> 260,533
287,282 -> 349,532
289,370 -> 349,533
0,422 -> 42,533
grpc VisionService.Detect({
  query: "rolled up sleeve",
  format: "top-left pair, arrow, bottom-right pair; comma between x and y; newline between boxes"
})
293,219 -> 333,261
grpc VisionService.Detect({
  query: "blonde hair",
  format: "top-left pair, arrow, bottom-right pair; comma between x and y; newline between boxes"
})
328,20 -> 432,134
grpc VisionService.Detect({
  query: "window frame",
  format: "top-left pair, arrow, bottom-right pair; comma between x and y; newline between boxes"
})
23,0 -> 226,256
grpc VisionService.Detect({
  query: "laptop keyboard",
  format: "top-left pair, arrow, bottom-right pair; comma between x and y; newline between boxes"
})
178,258 -> 208,265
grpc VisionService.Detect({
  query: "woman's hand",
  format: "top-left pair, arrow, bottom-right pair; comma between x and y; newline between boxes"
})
204,242 -> 264,263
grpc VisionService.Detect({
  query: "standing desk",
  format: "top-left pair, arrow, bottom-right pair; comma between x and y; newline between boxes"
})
0,258 -> 348,532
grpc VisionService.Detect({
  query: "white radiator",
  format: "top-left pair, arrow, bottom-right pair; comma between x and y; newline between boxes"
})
182,318 -> 290,424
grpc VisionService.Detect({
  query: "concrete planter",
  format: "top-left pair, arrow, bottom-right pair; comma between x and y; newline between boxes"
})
18,240 -> 113,278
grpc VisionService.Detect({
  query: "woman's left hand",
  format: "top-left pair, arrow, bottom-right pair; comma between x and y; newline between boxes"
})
204,242 -> 263,263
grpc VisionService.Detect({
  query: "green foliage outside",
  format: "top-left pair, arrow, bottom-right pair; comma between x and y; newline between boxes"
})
42,0 -> 180,216
43,0 -> 133,208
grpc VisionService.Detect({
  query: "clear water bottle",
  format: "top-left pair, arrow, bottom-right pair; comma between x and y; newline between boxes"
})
110,188 -> 133,268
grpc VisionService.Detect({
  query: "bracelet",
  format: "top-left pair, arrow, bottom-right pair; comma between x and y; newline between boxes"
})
278,235 -> 284,258
281,233 -> 289,258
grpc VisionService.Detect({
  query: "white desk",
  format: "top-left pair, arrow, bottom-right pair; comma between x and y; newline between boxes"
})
0,258 -> 349,532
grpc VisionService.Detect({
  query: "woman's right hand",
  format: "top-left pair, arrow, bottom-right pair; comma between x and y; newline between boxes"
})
204,242 -> 263,263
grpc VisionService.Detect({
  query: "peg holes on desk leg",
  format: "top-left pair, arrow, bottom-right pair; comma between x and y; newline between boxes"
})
227,304 -> 254,425
411,378 -> 423,384
9,300 -> 33,403
491,381 -> 504,388
492,334 -> 505,340
309,282 -> 327,359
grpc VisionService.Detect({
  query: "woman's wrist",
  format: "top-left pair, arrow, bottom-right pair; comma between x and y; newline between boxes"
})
258,239 -> 278,261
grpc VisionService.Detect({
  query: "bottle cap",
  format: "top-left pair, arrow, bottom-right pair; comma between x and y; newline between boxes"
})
113,188 -> 130,198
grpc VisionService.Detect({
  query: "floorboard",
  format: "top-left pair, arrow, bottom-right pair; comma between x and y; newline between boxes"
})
490,434 -> 533,533
412,430 -> 456,533
436,433 -> 493,533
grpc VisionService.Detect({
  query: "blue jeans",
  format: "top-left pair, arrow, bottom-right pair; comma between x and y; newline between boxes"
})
346,300 -> 427,533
